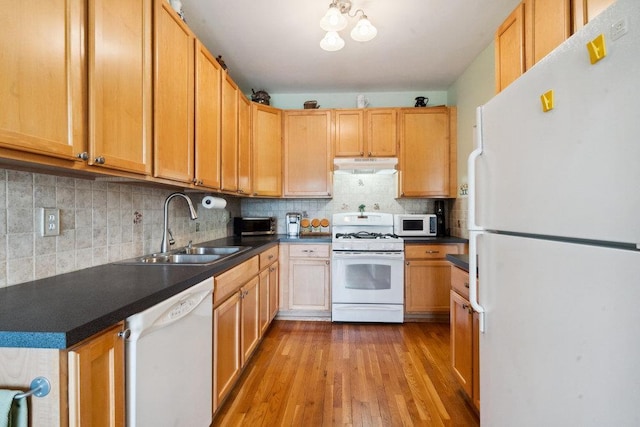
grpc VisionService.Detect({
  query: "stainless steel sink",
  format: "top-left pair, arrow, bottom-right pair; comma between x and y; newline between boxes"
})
115,245 -> 251,266
179,246 -> 249,256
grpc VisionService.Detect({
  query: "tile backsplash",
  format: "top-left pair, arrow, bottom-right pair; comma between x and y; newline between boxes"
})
242,174 -> 460,234
0,169 -> 239,287
0,169 -> 466,287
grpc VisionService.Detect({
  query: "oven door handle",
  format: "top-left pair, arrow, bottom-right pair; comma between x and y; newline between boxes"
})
332,252 -> 404,259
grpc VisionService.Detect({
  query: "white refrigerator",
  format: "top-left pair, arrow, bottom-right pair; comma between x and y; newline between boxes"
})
468,0 -> 640,425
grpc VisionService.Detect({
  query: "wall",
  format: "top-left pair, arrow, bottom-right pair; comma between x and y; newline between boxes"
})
447,41 -> 496,238
0,169 -> 239,287
263,90 -> 448,110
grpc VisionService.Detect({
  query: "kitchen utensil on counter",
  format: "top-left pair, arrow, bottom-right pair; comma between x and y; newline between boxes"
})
286,212 -> 302,236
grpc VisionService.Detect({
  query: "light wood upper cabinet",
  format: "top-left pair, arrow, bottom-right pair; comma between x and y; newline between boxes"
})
194,39 -> 222,189
283,110 -> 332,197
334,109 -> 396,157
153,0 -> 195,183
495,3 -> 526,93
0,0 -> 84,162
334,109 -> 365,157
237,92 -> 252,195
573,0 -> 616,31
68,322 -> 125,426
528,0 -> 571,65
252,103 -> 282,197
88,0 -> 152,175
399,107 -> 457,198
221,73 -> 239,192
366,108 -> 397,157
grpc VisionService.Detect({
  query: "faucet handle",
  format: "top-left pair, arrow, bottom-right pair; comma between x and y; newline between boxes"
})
168,228 -> 175,246
187,240 -> 193,249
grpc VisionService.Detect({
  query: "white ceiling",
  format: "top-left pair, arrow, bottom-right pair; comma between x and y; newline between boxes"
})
182,0 -> 521,94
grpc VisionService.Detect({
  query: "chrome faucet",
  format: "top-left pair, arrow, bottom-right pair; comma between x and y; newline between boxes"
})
160,193 -> 198,253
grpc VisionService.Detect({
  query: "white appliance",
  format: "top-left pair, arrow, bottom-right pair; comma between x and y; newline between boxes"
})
333,157 -> 398,174
393,213 -> 437,237
126,278 -> 213,426
331,212 -> 404,323
468,1 -> 640,425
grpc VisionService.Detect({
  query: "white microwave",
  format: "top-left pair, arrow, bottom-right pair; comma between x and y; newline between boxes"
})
393,214 -> 437,237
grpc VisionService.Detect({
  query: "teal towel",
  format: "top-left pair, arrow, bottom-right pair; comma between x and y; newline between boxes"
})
0,390 -> 27,427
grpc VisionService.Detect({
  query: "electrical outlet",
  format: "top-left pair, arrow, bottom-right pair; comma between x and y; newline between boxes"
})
41,208 -> 60,237
611,17 -> 628,41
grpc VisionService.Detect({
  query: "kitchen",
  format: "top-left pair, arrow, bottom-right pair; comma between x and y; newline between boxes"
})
2,0 -> 638,426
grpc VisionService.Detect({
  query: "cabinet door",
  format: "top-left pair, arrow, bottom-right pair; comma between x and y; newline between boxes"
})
259,268 -> 270,336
241,277 -> 260,365
450,291 -> 473,397
283,110 -> 332,197
334,109 -> 364,157
268,262 -> 279,321
68,323 -> 125,426
238,92 -> 252,195
153,0 -> 194,182
194,39 -> 222,189
573,0 -> 615,31
405,260 -> 452,313
399,108 -> 453,197
529,0 -> 570,65
0,0 -> 84,161
495,3 -> 526,93
365,109 -> 397,157
221,73 -> 239,192
88,0 -> 152,174
252,103 -> 282,196
213,291 -> 241,411
289,258 -> 330,310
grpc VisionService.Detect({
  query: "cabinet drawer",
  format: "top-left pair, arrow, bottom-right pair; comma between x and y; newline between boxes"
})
451,265 -> 470,300
215,256 -> 259,304
259,245 -> 278,269
405,243 -> 464,260
289,244 -> 330,258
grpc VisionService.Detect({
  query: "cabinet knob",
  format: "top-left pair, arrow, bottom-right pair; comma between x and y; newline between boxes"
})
368,151 -> 372,156
94,156 -> 106,165
237,189 -> 245,194
325,260 -> 329,265
77,152 -> 89,161
464,282 -> 470,288
359,151 -> 364,156
118,329 -> 131,340
406,261 -> 410,266
268,255 -> 274,260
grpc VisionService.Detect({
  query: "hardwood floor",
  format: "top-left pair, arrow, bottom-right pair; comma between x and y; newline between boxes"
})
213,320 -> 479,426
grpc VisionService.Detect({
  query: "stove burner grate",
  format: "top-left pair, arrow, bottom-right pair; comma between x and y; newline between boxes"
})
335,231 -> 400,239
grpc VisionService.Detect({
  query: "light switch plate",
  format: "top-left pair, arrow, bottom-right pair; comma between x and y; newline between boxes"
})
41,208 -> 60,237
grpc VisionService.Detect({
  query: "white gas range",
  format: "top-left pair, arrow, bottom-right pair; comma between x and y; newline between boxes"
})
331,212 -> 405,323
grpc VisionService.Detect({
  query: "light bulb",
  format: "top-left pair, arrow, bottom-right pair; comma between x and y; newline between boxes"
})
320,31 -> 345,51
320,5 -> 348,31
351,16 -> 377,42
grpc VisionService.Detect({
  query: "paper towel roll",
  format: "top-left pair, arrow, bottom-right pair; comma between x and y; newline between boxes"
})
201,196 -> 227,209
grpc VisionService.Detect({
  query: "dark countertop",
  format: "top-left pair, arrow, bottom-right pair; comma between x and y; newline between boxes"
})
446,254 -> 470,272
0,235 -> 280,349
0,234 -> 466,349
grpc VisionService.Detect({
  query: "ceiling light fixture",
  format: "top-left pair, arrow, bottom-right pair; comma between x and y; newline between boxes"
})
319,0 -> 377,51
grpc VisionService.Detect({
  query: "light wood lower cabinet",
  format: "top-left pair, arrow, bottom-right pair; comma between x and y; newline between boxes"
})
279,243 -> 331,318
404,243 -> 467,317
68,322 -> 126,426
213,245 -> 280,414
450,264 -> 480,412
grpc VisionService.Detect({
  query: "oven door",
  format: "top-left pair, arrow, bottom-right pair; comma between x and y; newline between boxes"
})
331,251 -> 404,304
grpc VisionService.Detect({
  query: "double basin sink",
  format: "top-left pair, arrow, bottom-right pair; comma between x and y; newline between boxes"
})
116,245 -> 251,266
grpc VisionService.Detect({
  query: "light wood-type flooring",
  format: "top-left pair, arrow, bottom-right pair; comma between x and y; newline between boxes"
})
212,320 -> 479,426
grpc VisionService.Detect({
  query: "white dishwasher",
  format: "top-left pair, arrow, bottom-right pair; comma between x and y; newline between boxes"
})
126,277 -> 213,427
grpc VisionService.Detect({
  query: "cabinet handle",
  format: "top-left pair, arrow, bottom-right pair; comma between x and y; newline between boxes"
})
464,282 -> 470,288
77,152 -> 89,161
270,267 -> 276,272
462,304 -> 473,314
268,255 -> 274,260
406,261 -> 410,266
325,260 -> 329,265
359,151 -> 364,156
94,156 -> 106,165
118,329 -> 131,340
368,151 -> 372,156
425,250 -> 440,254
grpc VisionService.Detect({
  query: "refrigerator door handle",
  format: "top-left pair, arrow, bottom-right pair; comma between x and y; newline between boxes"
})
468,106 -> 485,232
468,230 -> 486,332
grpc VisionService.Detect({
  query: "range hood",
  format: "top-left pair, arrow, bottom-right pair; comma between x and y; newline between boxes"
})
333,157 -> 398,174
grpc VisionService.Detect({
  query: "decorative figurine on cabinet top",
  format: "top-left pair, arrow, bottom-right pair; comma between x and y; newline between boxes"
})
414,96 -> 428,107
251,89 -> 271,105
